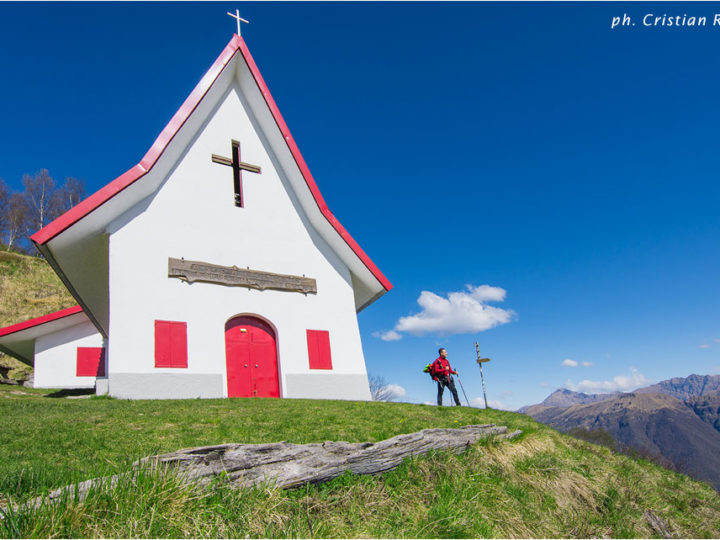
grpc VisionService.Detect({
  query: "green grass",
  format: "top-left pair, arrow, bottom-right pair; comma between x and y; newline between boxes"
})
0,384 -> 536,501
1,385 -> 720,538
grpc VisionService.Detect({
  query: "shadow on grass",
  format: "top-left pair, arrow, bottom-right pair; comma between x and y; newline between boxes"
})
43,388 -> 95,398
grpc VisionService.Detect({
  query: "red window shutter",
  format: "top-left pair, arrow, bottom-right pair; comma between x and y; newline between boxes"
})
76,347 -> 105,377
306,330 -> 332,370
155,321 -> 188,368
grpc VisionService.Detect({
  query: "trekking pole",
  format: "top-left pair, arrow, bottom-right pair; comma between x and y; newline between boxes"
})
455,373 -> 471,407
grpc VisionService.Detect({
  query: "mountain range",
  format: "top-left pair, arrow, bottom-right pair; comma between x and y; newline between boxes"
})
520,374 -> 720,490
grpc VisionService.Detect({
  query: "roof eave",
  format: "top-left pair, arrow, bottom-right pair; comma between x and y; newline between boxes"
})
32,242 -> 107,338
0,305 -> 84,338
0,343 -> 31,366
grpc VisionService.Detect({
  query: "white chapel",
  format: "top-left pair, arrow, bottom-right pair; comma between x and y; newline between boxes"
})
0,34 -> 392,400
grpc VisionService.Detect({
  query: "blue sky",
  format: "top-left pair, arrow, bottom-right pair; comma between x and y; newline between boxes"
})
1,2 -> 719,410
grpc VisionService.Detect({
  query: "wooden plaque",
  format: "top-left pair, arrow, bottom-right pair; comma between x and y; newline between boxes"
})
168,258 -> 317,294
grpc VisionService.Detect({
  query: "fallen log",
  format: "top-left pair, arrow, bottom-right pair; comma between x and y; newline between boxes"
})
643,509 -> 675,539
145,423 -> 522,489
2,424 -> 521,517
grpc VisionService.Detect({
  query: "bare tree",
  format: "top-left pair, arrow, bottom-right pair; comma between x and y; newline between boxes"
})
56,176 -> 86,213
0,179 -> 8,244
0,171 -> 86,252
22,169 -> 60,232
5,192 -> 29,251
368,374 -> 403,402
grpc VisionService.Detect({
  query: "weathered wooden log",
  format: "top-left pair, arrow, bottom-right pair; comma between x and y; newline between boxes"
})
1,424 -> 521,517
145,424 -> 522,489
643,509 -> 674,538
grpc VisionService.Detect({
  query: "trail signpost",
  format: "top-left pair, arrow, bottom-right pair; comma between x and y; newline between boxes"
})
474,341 -> 491,409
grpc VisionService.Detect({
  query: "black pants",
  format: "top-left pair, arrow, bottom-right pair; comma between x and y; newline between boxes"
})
437,376 -> 461,406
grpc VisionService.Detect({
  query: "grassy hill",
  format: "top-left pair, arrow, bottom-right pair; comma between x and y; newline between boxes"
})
1,385 -> 719,538
0,250 -> 76,379
1,253 -> 719,537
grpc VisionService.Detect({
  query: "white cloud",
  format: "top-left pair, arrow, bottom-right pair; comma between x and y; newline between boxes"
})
373,330 -> 402,341
383,384 -> 406,399
487,399 -> 510,410
699,343 -> 712,349
386,285 -> 514,338
468,396 -> 510,410
715,339 -> 720,344
469,397 -> 511,410
564,367 -> 651,394
423,401 -> 436,406
470,397 -> 488,408
539,382 -> 550,388
563,359 -> 593,368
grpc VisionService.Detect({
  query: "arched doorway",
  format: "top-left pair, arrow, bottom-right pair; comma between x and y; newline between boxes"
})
225,316 -> 279,398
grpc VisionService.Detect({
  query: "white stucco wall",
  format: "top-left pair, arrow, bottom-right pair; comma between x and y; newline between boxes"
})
33,320 -> 105,389
105,82 -> 370,400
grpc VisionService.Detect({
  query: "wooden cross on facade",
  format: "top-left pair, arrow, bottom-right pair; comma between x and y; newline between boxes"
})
212,140 -> 261,208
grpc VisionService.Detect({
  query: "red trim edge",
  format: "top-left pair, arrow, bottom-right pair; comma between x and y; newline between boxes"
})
30,35 -> 391,292
0,305 -> 83,338
237,39 -> 392,292
30,35 -> 243,246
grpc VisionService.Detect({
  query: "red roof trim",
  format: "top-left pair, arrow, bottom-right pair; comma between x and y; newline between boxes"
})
30,35 -> 391,292
0,305 -> 83,338
30,35 -> 243,246
236,40 -> 392,292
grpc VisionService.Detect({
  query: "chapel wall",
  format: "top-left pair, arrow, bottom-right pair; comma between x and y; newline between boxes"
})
33,320 -> 104,389
104,86 -> 371,400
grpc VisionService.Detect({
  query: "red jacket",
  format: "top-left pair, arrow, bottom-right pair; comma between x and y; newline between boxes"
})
430,357 -> 456,381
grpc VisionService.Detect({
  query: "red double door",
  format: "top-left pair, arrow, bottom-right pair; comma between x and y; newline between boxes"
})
225,316 -> 279,398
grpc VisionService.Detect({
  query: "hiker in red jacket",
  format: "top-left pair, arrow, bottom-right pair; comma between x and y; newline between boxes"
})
431,348 -> 461,406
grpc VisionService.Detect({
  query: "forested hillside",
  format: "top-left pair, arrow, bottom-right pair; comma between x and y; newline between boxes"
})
0,168 -> 83,381
0,250 -> 75,380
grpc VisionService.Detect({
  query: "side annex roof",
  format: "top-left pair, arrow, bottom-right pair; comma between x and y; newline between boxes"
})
0,306 -> 86,364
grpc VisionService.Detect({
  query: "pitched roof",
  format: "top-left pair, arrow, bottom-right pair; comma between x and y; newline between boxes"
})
31,35 -> 392,300
0,306 -> 86,364
0,305 -> 83,338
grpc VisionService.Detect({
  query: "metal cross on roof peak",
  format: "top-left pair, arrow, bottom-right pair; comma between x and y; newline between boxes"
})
227,9 -> 249,36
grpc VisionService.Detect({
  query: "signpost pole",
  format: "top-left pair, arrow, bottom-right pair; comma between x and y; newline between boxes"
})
474,341 -> 491,409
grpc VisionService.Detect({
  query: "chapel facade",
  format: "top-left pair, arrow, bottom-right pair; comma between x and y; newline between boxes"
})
0,35 -> 391,400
